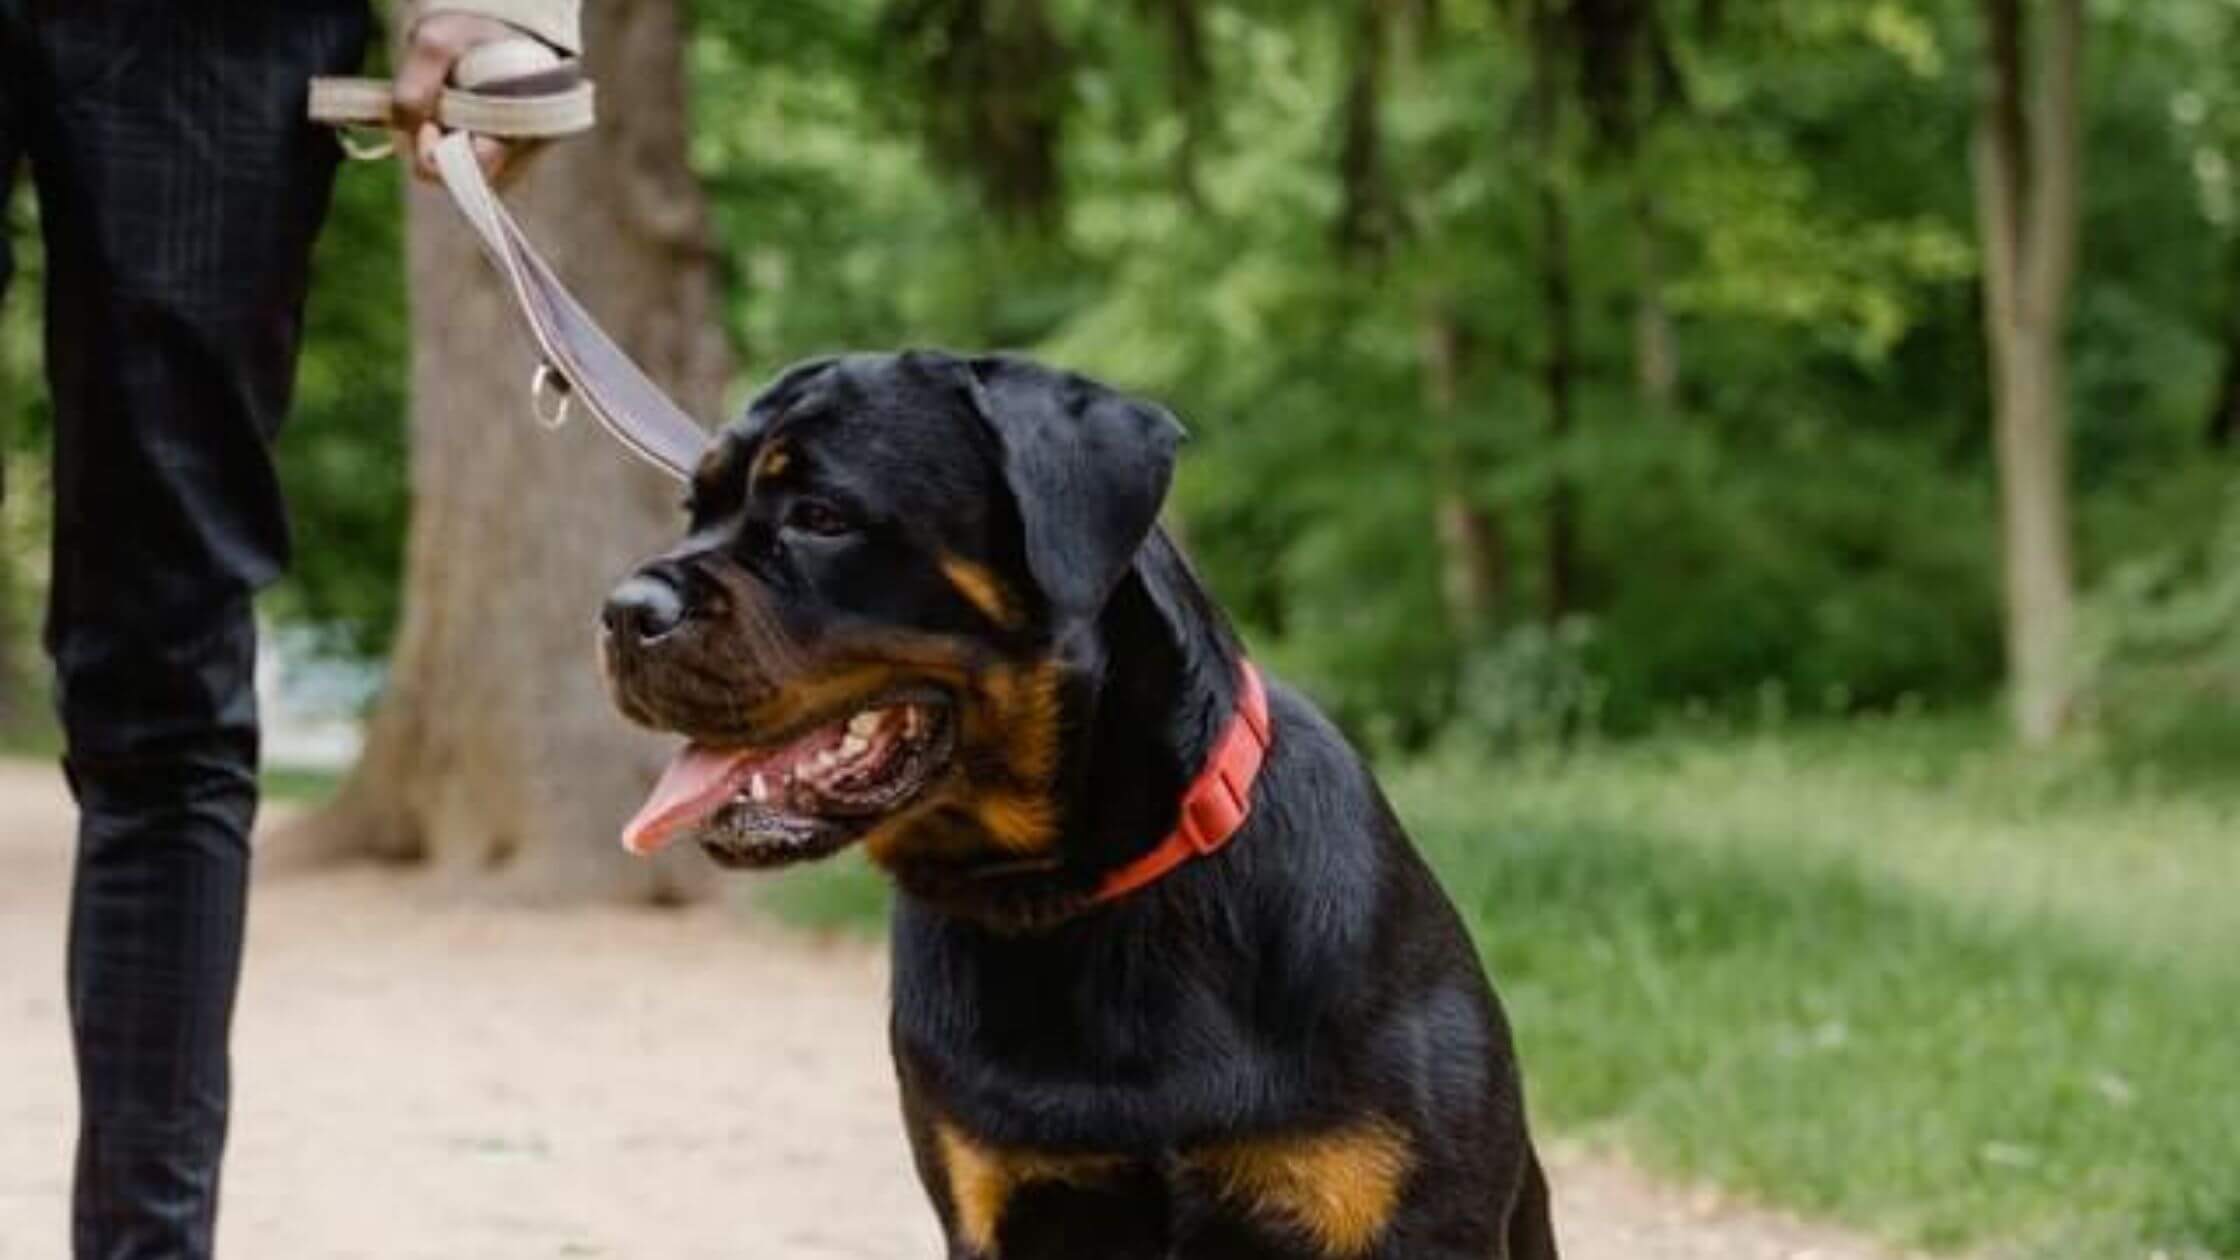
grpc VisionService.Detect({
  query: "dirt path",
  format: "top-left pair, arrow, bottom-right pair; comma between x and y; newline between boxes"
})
0,763 -> 1897,1259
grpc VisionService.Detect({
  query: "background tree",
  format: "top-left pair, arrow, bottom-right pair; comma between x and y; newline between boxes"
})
286,0 -> 726,901
1339,0 -> 1506,642
1974,0 -> 2085,746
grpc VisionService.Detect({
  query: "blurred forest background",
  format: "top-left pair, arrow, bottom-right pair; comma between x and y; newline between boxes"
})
2,0 -> 2237,1256
7,0 -> 2239,759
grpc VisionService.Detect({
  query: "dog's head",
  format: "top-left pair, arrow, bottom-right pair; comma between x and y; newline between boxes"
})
602,351 -> 1185,880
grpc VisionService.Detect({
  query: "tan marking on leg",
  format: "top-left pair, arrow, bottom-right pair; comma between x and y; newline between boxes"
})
935,1122 -> 1010,1257
1190,1118 -> 1415,1257
939,554 -> 1023,629
933,1122 -> 1128,1258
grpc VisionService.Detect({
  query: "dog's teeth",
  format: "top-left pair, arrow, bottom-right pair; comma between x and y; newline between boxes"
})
749,773 -> 769,804
839,734 -> 869,758
848,711 -> 880,737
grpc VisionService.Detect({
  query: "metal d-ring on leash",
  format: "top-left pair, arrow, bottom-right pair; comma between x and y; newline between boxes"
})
307,53 -> 712,482
530,362 -> 573,431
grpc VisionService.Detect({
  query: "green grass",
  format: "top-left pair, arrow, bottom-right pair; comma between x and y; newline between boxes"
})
753,716 -> 2240,1257
1399,720 -> 2239,1259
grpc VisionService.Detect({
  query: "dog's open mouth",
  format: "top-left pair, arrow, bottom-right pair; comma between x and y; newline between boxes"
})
622,695 -> 954,867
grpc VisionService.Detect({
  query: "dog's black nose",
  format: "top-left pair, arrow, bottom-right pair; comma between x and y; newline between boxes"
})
604,573 -> 687,643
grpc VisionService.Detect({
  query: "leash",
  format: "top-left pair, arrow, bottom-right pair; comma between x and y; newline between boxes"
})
308,47 -> 712,482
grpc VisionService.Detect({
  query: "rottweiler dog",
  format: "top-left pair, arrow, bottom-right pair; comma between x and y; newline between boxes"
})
600,351 -> 1558,1260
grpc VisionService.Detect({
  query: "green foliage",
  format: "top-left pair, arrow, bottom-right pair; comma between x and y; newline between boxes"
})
2083,484 -> 2240,781
0,184 -> 49,724
1451,619 -> 1606,752
271,159 -> 411,661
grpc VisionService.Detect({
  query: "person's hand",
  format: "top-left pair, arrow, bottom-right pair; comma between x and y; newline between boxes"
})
395,12 -> 539,186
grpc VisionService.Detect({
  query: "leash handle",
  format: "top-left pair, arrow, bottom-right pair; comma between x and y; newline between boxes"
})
307,43 -> 597,142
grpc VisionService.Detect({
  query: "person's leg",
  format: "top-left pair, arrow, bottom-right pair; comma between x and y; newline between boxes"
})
23,3 -> 369,1256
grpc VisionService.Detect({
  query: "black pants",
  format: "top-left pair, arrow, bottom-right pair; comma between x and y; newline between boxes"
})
0,2 -> 369,1255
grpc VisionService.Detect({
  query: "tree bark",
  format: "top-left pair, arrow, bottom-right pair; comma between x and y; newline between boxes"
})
1137,0 -> 1212,209
1335,0 -> 1400,261
284,0 -> 728,901
1532,0 -> 1579,624
2206,246 -> 2240,449
1366,0 -> 1500,644
2209,344 -> 2240,450
1973,0 -> 2083,747
1633,186 -> 1678,411
1422,304 -> 1504,638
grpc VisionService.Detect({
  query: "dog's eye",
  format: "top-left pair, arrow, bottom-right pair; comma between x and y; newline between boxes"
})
783,498 -> 855,538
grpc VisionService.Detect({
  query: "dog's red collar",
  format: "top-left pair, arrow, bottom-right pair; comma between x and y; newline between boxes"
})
1093,661 -> 1272,905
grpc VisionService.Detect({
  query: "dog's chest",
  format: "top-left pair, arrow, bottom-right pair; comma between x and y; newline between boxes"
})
892,908 -> 1262,1087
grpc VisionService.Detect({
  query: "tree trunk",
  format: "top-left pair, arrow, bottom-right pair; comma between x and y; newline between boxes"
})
1335,0 -> 1399,261
1422,304 -> 1504,638
1532,0 -> 1579,624
284,0 -> 728,901
2206,246 -> 2240,449
1633,187 -> 1678,411
1973,0 -> 2083,747
1138,0 -> 1212,209
2209,346 -> 2240,450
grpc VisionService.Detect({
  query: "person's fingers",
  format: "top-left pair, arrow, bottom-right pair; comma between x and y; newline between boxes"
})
392,27 -> 458,135
472,135 -> 514,187
415,131 -> 529,188
413,122 -> 445,184
396,13 -> 549,186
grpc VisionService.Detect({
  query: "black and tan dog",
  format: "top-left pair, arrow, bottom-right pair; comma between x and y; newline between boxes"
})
600,351 -> 1558,1259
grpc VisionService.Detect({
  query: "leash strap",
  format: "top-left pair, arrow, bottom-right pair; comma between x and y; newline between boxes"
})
424,133 -> 712,480
308,56 -> 712,482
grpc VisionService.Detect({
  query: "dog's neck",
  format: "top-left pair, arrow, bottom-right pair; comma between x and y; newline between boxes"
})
1062,528 -> 1245,880
899,528 -> 1246,934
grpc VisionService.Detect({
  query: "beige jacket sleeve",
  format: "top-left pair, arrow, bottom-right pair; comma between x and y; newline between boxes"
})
416,0 -> 582,54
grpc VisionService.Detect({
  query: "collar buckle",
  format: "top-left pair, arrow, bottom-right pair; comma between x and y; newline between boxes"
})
1091,661 -> 1272,904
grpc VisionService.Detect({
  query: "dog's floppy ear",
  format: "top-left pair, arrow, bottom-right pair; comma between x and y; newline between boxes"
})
961,355 -> 1187,626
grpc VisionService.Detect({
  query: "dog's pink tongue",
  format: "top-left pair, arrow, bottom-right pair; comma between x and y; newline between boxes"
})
622,744 -> 751,856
